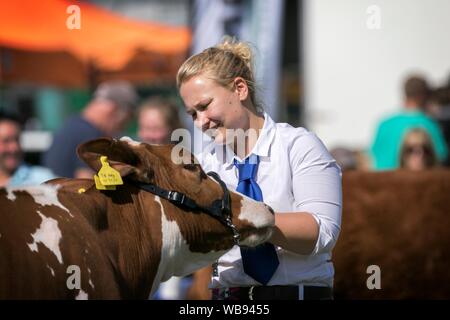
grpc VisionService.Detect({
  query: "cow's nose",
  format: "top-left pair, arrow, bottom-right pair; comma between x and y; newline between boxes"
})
265,204 -> 275,215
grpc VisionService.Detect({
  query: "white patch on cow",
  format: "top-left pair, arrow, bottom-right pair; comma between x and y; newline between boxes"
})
149,196 -> 226,297
6,188 -> 16,201
209,177 -> 274,231
75,289 -> 88,300
120,136 -> 141,146
46,264 -> 55,277
238,194 -> 275,228
85,267 -> 94,289
237,195 -> 275,246
27,211 -> 63,264
5,185 -> 71,215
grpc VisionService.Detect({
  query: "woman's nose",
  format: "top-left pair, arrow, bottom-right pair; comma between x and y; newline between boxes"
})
196,112 -> 210,131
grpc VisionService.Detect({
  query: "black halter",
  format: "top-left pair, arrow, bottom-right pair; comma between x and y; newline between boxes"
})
137,171 -> 241,245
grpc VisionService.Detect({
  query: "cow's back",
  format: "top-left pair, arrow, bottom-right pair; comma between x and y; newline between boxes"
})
333,169 -> 450,299
0,183 -> 120,299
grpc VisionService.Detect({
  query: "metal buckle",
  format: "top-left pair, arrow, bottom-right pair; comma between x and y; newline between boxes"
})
168,191 -> 185,204
248,286 -> 255,300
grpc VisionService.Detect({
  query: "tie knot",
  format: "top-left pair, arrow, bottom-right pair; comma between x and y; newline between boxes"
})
234,154 -> 259,183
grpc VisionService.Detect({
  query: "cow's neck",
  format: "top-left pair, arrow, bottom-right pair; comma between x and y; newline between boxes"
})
148,194 -> 228,296
78,184 -> 226,299
74,185 -> 160,299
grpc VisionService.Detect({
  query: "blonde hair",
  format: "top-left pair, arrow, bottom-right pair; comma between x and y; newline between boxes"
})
176,36 -> 259,109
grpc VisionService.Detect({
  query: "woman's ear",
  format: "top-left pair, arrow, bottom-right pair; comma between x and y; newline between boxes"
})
233,77 -> 249,101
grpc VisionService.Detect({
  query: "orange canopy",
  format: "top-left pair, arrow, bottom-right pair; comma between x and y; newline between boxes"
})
0,0 -> 191,70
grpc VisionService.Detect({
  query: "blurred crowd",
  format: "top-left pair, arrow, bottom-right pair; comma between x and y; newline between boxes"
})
331,74 -> 450,172
3,74 -> 449,188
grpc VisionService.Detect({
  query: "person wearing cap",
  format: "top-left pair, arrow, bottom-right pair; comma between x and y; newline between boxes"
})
43,80 -> 138,178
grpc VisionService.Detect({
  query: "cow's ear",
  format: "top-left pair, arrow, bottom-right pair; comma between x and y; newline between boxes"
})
77,138 -> 154,183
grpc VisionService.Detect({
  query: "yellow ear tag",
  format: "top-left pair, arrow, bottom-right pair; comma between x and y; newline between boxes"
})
97,156 -> 123,186
94,174 -> 116,190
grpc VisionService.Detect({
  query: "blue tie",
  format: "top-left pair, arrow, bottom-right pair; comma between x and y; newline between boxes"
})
234,154 -> 279,285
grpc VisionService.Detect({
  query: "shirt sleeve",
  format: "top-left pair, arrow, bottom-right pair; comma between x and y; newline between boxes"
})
290,132 -> 343,255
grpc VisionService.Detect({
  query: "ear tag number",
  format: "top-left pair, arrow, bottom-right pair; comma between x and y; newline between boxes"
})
97,156 -> 123,186
94,174 -> 116,190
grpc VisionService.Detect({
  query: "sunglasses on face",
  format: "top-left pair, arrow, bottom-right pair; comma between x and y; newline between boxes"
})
404,144 -> 432,156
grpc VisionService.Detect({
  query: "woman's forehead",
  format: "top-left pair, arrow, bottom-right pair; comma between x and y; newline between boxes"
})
180,76 -> 221,105
182,75 -> 216,92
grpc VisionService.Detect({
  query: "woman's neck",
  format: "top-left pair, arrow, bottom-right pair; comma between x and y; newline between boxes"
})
234,109 -> 265,159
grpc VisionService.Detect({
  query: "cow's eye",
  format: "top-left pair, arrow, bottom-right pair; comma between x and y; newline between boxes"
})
183,163 -> 198,171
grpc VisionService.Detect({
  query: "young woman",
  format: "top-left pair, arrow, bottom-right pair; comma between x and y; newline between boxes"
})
399,128 -> 438,171
177,38 -> 342,300
137,97 -> 183,145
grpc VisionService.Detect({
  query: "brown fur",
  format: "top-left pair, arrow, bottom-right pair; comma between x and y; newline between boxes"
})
0,138 -> 269,299
334,169 -> 450,299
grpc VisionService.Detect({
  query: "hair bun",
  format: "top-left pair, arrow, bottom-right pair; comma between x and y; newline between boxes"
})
216,36 -> 254,73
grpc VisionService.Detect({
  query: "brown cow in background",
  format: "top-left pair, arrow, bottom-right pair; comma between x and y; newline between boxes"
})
187,170 -> 450,299
334,169 -> 450,299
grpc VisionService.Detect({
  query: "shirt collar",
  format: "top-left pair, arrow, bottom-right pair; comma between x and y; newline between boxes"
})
211,112 -> 276,169
9,164 -> 29,186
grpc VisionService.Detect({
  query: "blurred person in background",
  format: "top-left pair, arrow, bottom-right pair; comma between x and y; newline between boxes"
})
0,111 -> 55,187
427,84 -> 450,167
137,97 -> 183,144
330,147 -> 357,171
399,128 -> 438,171
370,75 -> 448,171
43,81 -> 138,179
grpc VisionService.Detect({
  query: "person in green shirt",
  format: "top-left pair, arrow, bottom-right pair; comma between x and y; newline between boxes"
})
370,75 -> 448,170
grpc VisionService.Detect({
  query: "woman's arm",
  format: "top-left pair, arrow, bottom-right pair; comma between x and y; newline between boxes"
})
270,212 -> 319,255
270,132 -> 342,256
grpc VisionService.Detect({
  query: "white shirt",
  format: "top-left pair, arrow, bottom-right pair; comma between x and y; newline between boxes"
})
196,113 -> 342,288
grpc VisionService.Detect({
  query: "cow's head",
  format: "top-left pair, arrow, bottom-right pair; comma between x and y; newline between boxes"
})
77,137 -> 275,278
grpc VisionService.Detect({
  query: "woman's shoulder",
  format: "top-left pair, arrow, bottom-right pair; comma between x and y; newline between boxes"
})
274,122 -> 322,148
273,122 -> 335,164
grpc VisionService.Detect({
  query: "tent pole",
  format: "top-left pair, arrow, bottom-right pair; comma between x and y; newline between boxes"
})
0,47 -> 3,86
87,59 -> 98,94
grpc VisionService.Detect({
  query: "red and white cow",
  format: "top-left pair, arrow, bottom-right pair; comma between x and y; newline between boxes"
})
0,137 -> 275,299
